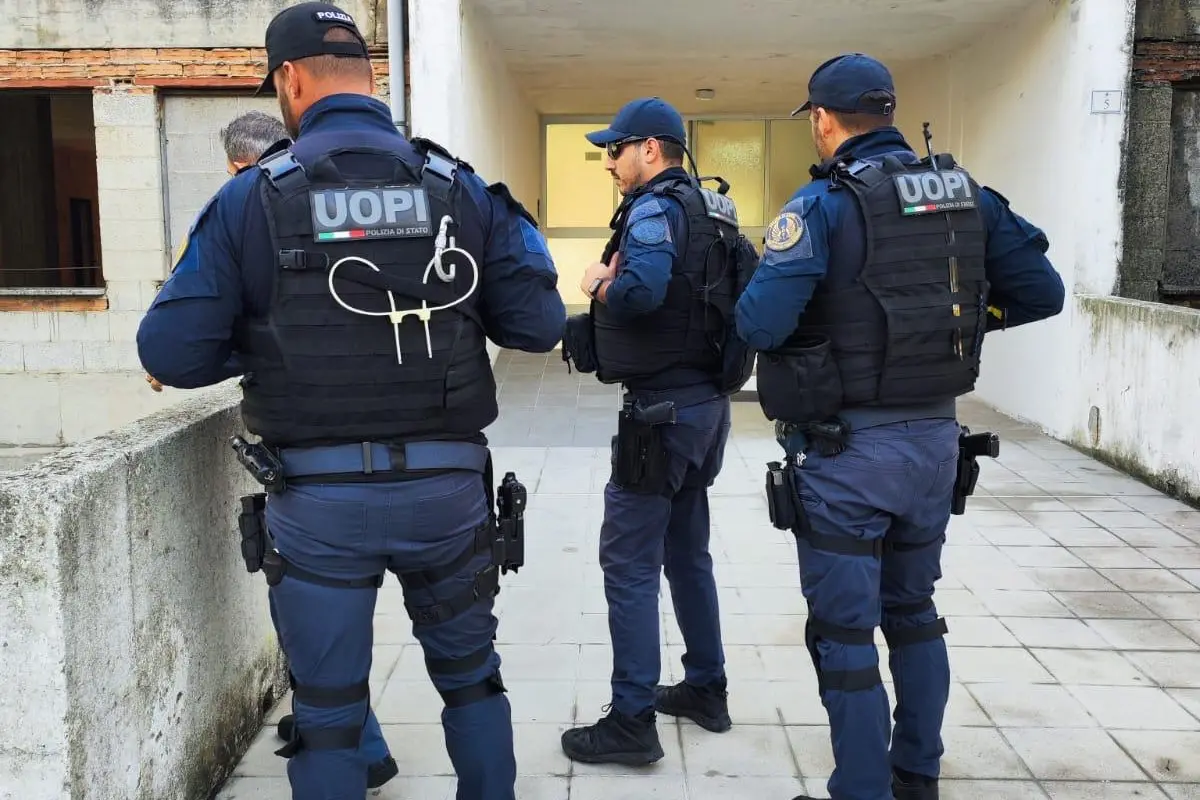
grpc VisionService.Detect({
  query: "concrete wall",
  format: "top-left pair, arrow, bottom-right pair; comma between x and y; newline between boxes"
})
162,94 -> 283,257
0,86 -> 256,448
0,383 -> 287,800
1074,296 -> 1200,500
409,0 -> 541,208
890,0 -> 1136,435
409,0 -> 543,363
0,0 -> 377,48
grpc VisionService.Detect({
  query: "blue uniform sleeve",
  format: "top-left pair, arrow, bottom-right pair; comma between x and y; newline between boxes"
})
603,195 -> 681,317
136,174 -> 254,389
978,188 -> 1066,330
734,192 -> 831,351
469,178 -> 566,353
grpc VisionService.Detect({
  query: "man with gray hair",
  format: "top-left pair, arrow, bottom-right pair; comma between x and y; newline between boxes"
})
220,109 -> 290,175
147,110 -> 290,392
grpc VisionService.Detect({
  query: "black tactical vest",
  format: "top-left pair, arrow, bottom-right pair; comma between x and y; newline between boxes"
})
760,151 -> 988,423
235,137 -> 497,448
591,173 -> 742,388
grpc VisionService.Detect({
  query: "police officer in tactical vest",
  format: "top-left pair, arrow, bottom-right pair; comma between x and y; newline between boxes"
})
734,54 -> 1065,800
559,97 -> 758,765
136,4 -> 566,798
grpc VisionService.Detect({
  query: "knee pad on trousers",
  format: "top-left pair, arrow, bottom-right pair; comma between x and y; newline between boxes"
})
804,615 -> 883,694
881,598 -> 949,650
274,672 -> 370,759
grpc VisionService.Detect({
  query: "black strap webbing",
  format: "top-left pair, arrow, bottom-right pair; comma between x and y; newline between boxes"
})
282,558 -> 385,590
405,566 -> 500,627
395,522 -> 493,590
426,644 -> 493,676
808,617 -> 876,646
883,598 -> 935,617
274,724 -> 362,757
883,618 -> 949,650
796,528 -> 883,558
292,678 -> 370,709
889,535 -> 943,553
817,665 -> 883,693
437,674 -> 506,709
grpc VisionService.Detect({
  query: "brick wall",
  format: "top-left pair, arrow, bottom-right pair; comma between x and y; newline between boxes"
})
0,47 -> 395,90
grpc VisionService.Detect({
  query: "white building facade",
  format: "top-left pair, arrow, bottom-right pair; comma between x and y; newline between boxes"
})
3,0 -> 1198,504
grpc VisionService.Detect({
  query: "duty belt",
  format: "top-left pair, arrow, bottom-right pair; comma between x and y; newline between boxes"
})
279,440 -> 490,480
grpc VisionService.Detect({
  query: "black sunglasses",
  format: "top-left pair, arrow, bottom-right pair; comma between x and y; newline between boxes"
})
605,137 -> 646,159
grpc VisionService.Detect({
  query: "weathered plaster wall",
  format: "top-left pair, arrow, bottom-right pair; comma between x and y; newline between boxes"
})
0,0 -> 378,49
0,384 -> 287,799
1073,296 -> 1200,503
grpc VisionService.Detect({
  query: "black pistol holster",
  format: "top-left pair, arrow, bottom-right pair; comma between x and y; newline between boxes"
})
561,313 -> 598,374
493,470 -> 527,575
611,397 -> 676,495
952,426 -> 1000,515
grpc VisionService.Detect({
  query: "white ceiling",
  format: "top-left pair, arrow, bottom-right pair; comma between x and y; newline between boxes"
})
469,0 -> 1043,115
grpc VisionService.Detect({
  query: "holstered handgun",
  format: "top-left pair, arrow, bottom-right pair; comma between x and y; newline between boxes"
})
952,426 -> 1000,515
494,471 -> 526,575
611,398 -> 675,494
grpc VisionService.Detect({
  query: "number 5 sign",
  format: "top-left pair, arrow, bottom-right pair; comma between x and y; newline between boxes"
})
1091,90 -> 1124,114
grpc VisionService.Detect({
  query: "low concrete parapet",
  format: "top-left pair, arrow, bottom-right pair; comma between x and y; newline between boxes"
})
0,384 -> 287,800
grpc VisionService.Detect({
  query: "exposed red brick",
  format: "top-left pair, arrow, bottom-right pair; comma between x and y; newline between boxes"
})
0,47 -> 390,89
142,76 -> 262,88
1133,39 -> 1200,84
0,296 -> 108,312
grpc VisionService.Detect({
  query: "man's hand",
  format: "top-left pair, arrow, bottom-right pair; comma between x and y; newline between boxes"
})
145,374 -> 163,392
580,251 -> 620,297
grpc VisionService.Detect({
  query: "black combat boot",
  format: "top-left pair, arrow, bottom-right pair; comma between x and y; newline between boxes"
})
653,678 -> 732,733
560,706 -> 665,766
892,767 -> 938,799
276,714 -> 399,788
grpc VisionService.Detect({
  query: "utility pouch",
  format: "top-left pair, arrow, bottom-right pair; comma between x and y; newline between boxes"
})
238,493 -> 268,574
756,335 -> 843,423
562,313 -> 598,374
765,461 -> 798,531
611,400 -> 675,495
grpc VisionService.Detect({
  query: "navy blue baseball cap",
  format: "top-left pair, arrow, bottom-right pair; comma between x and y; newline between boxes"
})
791,53 -> 897,117
256,2 -> 370,95
585,97 -> 687,147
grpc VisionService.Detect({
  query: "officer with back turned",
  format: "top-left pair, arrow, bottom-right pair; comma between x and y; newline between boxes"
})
559,97 -> 759,765
734,54 -> 1065,800
136,4 -> 566,798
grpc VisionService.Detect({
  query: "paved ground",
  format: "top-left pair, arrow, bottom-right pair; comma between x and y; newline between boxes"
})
217,350 -> 1200,800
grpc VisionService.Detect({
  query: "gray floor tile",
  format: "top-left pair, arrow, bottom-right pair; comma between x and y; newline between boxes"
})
1030,648 -> 1153,686
939,781 -> 1048,799
1111,730 -> 1200,781
1067,685 -> 1200,730
1043,782 -> 1169,799
1085,618 -> 1200,651
966,683 -> 1097,727
948,647 -> 1055,683
1123,651 -> 1200,690
222,353 -> 1200,795
1052,591 -> 1157,619
1001,617 -> 1111,649
1002,728 -> 1147,780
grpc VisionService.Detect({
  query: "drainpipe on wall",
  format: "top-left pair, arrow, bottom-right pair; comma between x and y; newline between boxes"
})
387,0 -> 408,135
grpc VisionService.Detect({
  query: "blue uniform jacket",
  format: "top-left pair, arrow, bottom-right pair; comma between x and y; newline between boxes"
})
602,167 -> 689,319
138,93 -> 566,389
734,127 -> 1066,352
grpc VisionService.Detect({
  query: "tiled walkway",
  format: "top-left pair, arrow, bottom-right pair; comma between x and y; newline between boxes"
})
218,350 -> 1200,800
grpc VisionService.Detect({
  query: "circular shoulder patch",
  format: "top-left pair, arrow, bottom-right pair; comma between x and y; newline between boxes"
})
630,217 -> 668,246
765,212 -> 804,252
